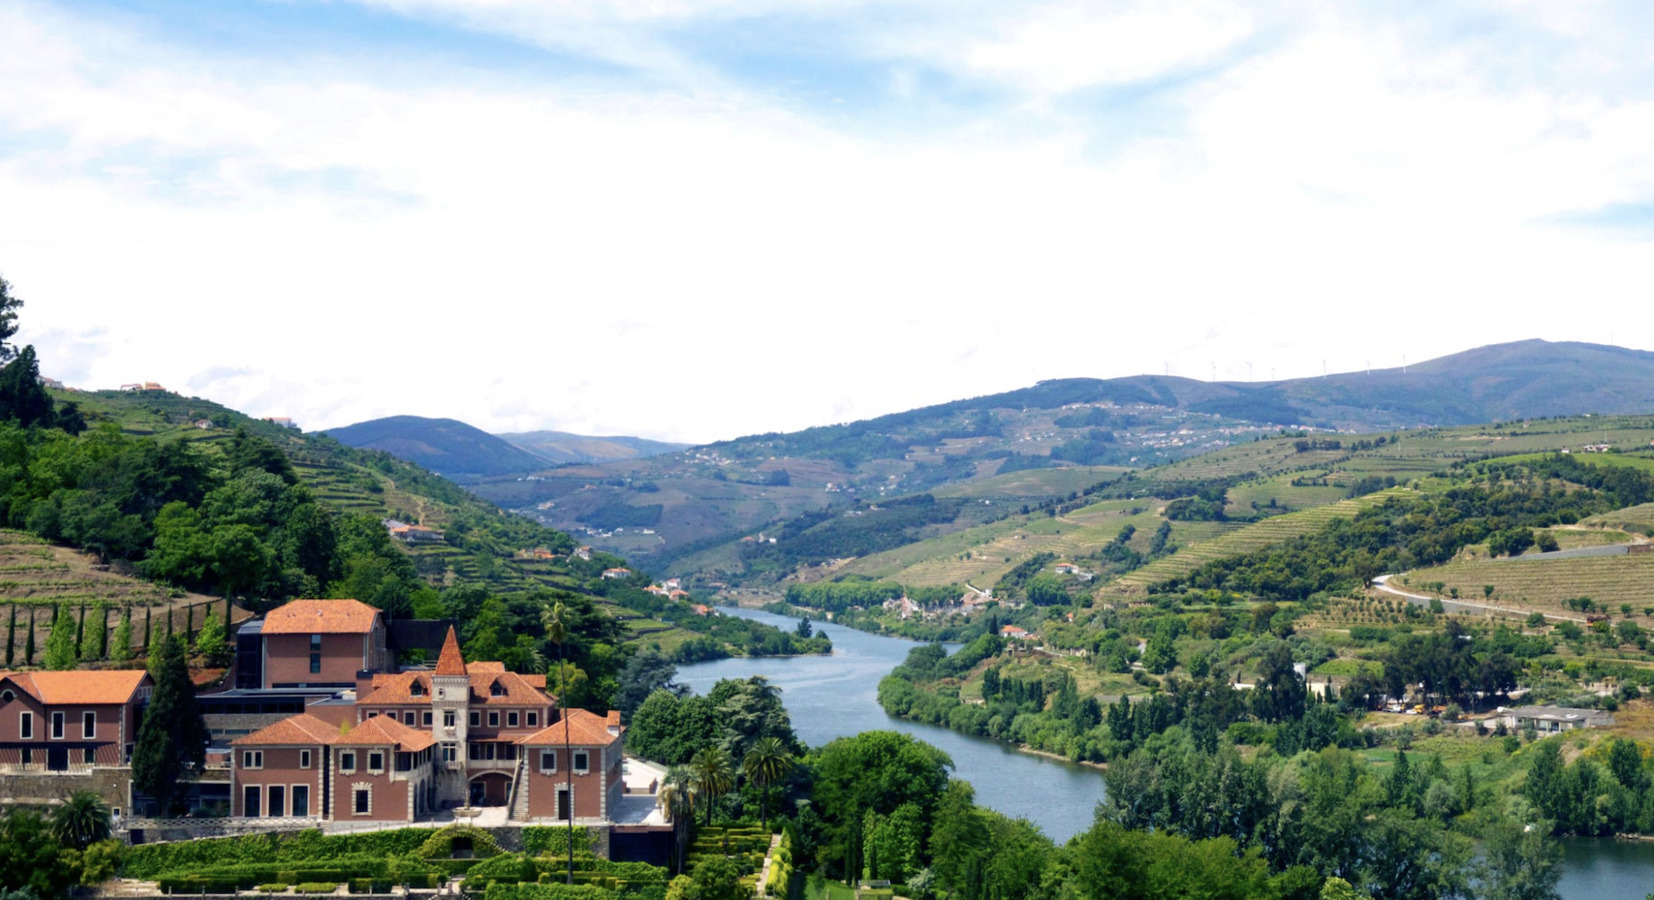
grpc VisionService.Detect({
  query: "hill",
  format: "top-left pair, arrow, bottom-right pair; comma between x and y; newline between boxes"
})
480,340 -> 1654,568
325,416 -> 551,482
497,430 -> 687,465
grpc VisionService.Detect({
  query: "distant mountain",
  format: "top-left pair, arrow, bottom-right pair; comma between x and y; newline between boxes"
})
326,416 -> 551,481
468,339 -> 1654,566
497,430 -> 688,466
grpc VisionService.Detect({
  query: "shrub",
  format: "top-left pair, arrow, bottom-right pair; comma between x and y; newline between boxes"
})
258,884 -> 289,892
418,825 -> 502,860
296,882 -> 342,894
524,827 -> 594,857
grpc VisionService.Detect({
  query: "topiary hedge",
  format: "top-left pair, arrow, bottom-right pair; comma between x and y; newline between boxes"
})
123,828 -> 433,879
523,826 -> 594,857
417,825 -> 502,860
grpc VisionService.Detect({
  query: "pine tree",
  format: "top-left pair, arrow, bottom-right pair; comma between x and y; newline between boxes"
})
132,636 -> 207,816
111,606 -> 132,662
44,601 -> 78,670
5,604 -> 14,666
186,603 -> 195,644
24,606 -> 36,666
143,607 -> 152,658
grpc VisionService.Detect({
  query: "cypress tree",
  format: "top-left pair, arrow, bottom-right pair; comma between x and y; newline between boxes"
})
74,601 -> 86,658
111,606 -> 133,662
5,604 -> 14,666
82,603 -> 107,662
24,606 -> 36,666
165,608 -> 174,640
132,636 -> 208,816
186,603 -> 195,644
143,607 -> 152,656
147,621 -> 165,674
44,601 -> 78,670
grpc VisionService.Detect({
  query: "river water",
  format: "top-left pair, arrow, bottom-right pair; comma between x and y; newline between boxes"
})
679,607 -> 1654,897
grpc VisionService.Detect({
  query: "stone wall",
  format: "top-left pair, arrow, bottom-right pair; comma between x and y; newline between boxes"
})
0,767 -> 129,811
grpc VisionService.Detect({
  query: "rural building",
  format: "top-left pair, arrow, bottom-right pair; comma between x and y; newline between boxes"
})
602,568 -> 631,579
1001,625 -> 1034,640
571,546 -> 593,561
1495,705 -> 1615,733
231,712 -> 438,822
0,670 -> 152,772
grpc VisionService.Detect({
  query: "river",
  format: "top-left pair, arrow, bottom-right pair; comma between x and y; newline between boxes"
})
678,607 -> 1654,898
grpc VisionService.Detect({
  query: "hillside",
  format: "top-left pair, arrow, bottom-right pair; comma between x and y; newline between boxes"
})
497,430 -> 687,465
476,340 -> 1654,567
325,416 -> 552,482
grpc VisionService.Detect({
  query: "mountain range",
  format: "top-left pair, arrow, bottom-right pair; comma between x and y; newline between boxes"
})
330,340 -> 1654,567
324,416 -> 687,482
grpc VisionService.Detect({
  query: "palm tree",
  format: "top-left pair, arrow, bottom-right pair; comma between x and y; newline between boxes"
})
657,766 -> 698,873
544,601 -> 575,886
742,737 -> 794,832
689,746 -> 734,827
52,789 -> 111,850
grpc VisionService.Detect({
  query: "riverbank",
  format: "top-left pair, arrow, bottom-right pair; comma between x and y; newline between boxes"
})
1018,745 -> 1107,770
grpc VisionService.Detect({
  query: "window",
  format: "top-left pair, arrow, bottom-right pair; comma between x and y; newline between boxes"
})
443,710 -> 455,728
527,712 -> 538,728
490,681 -> 505,697
353,786 -> 371,816
82,711 -> 96,739
507,711 -> 519,728
340,751 -> 356,773
442,743 -> 457,763
404,711 -> 416,726
242,751 -> 264,769
244,785 -> 261,817
573,751 -> 589,774
83,747 -> 95,765
367,711 -> 379,718
368,752 -> 384,773
293,785 -> 310,818
555,786 -> 570,821
410,682 -> 424,697
18,712 -> 31,740
488,711 -> 499,728
300,750 -> 312,769
0,690 -> 12,703
423,711 -> 433,727
310,634 -> 322,675
469,711 -> 480,728
540,750 -> 557,773
50,711 -> 64,740
268,785 -> 285,818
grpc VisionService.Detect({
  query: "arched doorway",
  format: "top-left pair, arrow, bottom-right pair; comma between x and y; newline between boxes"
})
469,773 -> 512,807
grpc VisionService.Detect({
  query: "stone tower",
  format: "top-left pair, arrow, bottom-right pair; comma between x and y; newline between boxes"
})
430,626 -> 471,806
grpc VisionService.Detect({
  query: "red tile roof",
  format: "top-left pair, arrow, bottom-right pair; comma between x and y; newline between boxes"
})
356,670 -> 553,707
434,626 -> 466,675
342,715 -> 436,752
263,599 -> 381,635
0,670 -> 150,706
517,708 -> 623,748
232,713 -> 340,746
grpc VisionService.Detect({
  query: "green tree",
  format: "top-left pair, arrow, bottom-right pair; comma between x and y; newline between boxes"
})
146,619 -> 165,674
110,607 -> 132,662
4,605 -> 14,667
811,732 -> 952,879
195,607 -> 228,666
690,746 -> 735,826
614,648 -> 684,723
742,736 -> 794,831
0,275 -> 23,362
131,636 -> 207,815
42,602 -> 76,670
629,691 -> 724,765
658,767 -> 698,874
49,790 -> 110,851
666,857 -> 751,900
80,604 -> 107,663
0,347 -> 54,428
0,807 -> 75,900
22,607 -> 34,667
1479,819 -> 1561,900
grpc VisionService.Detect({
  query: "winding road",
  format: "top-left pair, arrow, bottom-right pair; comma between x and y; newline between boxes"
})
1370,574 -> 1587,623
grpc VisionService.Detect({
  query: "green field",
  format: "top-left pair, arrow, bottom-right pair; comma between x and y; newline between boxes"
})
1398,552 -> 1654,615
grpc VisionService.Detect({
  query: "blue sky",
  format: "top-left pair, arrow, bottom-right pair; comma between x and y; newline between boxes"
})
3,0 -> 1652,442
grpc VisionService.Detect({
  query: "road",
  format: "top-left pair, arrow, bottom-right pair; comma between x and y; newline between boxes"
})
1370,574 -> 1586,623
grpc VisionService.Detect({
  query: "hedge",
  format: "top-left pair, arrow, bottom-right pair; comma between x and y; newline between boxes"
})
295,882 -> 342,894
484,882 -> 620,900
123,829 -> 433,879
417,825 -> 502,860
523,826 -> 593,857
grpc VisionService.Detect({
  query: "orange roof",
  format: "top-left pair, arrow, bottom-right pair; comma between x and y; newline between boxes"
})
343,715 -> 437,752
232,713 -> 340,746
517,708 -> 623,748
1,670 -> 150,706
263,599 -> 381,635
434,626 -> 466,675
356,669 -> 553,707
467,661 -> 506,674
522,674 -> 547,689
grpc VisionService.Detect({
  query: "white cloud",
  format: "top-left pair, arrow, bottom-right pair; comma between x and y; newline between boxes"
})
1,0 -> 1651,444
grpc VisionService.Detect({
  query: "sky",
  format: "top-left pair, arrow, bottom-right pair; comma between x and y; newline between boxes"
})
3,0 -> 1652,445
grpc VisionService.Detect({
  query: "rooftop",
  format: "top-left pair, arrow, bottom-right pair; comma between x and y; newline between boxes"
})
263,599 -> 381,635
0,670 -> 150,706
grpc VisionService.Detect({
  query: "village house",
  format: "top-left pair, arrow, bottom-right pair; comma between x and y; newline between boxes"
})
230,713 -> 437,822
602,568 -> 631,579
1496,705 -> 1615,734
1000,625 -> 1034,641
881,595 -> 921,620
0,670 -> 153,817
571,546 -> 593,561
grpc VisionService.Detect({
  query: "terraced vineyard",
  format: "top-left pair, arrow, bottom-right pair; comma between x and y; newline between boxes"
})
1585,502 -> 1654,535
1110,488 -> 1417,594
0,529 -> 252,664
1398,552 -> 1654,616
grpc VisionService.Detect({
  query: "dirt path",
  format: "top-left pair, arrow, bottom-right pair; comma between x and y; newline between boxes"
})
1370,574 -> 1586,623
